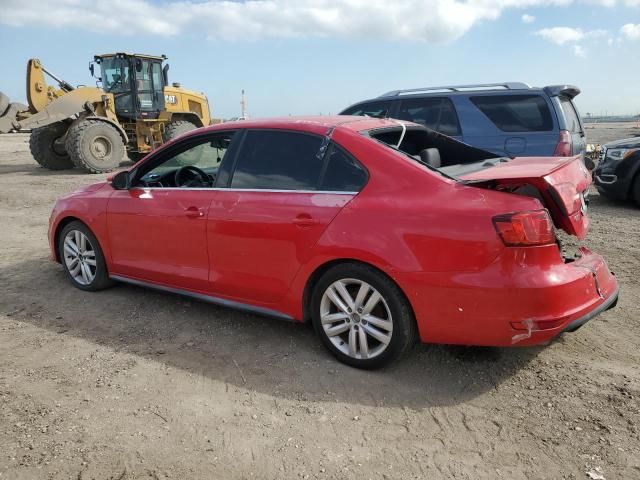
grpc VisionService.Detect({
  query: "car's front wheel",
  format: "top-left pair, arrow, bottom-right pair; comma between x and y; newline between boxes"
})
311,263 -> 416,369
58,221 -> 113,291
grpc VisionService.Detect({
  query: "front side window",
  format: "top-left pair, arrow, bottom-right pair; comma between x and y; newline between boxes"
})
138,132 -> 235,188
471,94 -> 553,132
397,97 -> 461,136
341,101 -> 392,119
101,57 -> 130,94
231,130 -> 324,190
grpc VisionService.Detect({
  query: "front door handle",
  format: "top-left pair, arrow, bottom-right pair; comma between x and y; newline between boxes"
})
293,213 -> 318,227
185,206 -> 204,218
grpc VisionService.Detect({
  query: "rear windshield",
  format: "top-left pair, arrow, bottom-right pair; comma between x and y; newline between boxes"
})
367,125 -> 504,179
559,97 -> 582,133
470,94 -> 554,132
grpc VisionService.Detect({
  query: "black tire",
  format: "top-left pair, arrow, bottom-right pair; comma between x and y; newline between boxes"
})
310,262 -> 417,369
29,123 -> 74,170
58,221 -> 113,291
65,119 -> 125,174
0,91 -> 9,117
163,120 -> 198,142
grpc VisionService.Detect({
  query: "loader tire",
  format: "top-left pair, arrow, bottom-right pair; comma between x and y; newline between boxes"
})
163,120 -> 198,142
65,119 -> 125,174
0,91 -> 9,117
29,123 -> 74,170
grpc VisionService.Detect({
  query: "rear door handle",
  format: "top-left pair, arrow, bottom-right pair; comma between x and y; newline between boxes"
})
293,213 -> 318,227
185,206 -> 204,218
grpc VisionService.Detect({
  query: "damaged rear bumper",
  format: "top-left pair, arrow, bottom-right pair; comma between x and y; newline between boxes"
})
394,245 -> 619,347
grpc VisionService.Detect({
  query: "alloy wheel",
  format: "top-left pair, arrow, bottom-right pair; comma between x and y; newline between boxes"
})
63,230 -> 97,285
320,278 -> 393,360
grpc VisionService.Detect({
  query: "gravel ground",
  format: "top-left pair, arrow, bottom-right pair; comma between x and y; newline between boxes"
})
0,128 -> 639,480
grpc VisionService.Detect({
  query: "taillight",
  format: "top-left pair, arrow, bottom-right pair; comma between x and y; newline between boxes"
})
553,130 -> 572,156
492,210 -> 555,247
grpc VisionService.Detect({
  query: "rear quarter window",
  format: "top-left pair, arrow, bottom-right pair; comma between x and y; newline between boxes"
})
470,94 -> 553,132
559,97 -> 582,133
319,143 -> 368,192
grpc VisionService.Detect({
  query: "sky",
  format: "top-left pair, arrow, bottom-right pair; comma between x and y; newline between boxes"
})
0,0 -> 639,119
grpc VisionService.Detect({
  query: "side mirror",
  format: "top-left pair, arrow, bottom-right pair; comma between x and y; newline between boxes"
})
135,58 -> 143,72
110,170 -> 131,190
89,63 -> 95,77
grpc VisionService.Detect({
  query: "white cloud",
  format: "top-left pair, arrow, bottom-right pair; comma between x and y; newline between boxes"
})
522,14 -> 536,23
572,44 -> 587,57
534,26 -> 607,45
621,23 -> 640,39
0,0 -> 632,43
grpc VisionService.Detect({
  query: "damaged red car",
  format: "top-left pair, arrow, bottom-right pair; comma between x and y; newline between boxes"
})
48,116 -> 619,368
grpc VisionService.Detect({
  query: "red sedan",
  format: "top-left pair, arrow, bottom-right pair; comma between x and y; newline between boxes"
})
49,116 -> 619,368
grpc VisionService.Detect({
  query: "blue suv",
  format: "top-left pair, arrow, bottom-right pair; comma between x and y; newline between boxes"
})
340,82 -> 586,161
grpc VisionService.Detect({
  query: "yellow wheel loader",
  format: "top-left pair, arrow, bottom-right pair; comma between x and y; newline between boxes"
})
0,54 -> 212,173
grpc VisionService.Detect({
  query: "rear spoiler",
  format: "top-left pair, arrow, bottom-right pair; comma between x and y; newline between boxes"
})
543,85 -> 581,99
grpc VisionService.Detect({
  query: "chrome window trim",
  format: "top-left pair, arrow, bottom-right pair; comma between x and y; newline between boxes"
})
129,187 -> 358,195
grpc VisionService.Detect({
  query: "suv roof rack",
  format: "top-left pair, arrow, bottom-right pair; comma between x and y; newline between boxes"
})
379,82 -> 532,97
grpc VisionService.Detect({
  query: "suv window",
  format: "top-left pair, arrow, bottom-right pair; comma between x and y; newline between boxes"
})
320,143 -> 368,192
470,94 -> 553,132
559,97 -> 582,133
396,97 -> 461,135
231,130 -> 324,190
341,101 -> 392,119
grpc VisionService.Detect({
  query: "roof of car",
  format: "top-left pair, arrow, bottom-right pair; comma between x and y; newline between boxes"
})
203,115 -> 412,134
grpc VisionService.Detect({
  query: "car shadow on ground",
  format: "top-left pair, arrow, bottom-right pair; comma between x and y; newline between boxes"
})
0,257 -> 544,409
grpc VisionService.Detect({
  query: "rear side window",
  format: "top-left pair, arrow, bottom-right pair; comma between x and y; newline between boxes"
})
396,97 -> 461,136
470,94 -> 553,132
341,101 -> 392,119
320,143 -> 367,192
559,97 -> 582,133
231,130 -> 324,190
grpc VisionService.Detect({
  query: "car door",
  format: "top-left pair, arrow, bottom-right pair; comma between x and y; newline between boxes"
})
207,130 -> 368,304
107,131 -> 237,291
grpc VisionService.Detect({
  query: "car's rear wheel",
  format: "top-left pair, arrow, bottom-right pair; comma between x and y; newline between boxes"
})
311,263 -> 416,369
58,221 -> 113,291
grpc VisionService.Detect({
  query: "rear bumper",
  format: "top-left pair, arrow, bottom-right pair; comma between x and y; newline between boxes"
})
394,245 -> 619,347
562,289 -> 618,333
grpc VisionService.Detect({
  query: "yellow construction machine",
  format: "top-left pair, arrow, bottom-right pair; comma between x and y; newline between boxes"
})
0,53 -> 211,173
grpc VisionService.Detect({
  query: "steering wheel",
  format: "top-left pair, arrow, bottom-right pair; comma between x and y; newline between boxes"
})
174,165 -> 211,188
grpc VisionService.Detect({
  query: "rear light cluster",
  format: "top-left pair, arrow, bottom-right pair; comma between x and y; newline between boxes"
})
553,130 -> 572,157
493,210 -> 555,247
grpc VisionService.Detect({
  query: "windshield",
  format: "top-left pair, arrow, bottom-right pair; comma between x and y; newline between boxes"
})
366,125 -> 507,180
100,57 -> 130,94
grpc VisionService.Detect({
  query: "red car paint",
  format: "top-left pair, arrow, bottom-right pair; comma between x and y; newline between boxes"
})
49,116 -> 618,347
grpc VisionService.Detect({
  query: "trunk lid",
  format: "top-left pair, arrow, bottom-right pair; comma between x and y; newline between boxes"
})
460,155 -> 591,239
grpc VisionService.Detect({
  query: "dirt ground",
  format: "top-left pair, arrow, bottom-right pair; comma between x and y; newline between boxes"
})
0,125 -> 639,480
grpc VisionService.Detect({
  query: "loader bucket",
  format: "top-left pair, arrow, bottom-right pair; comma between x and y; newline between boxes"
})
0,102 -> 29,133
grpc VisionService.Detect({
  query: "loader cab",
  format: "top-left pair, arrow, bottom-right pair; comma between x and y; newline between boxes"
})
93,53 -> 167,120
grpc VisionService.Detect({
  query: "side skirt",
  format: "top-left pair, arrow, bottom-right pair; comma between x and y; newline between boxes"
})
110,274 -> 295,322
